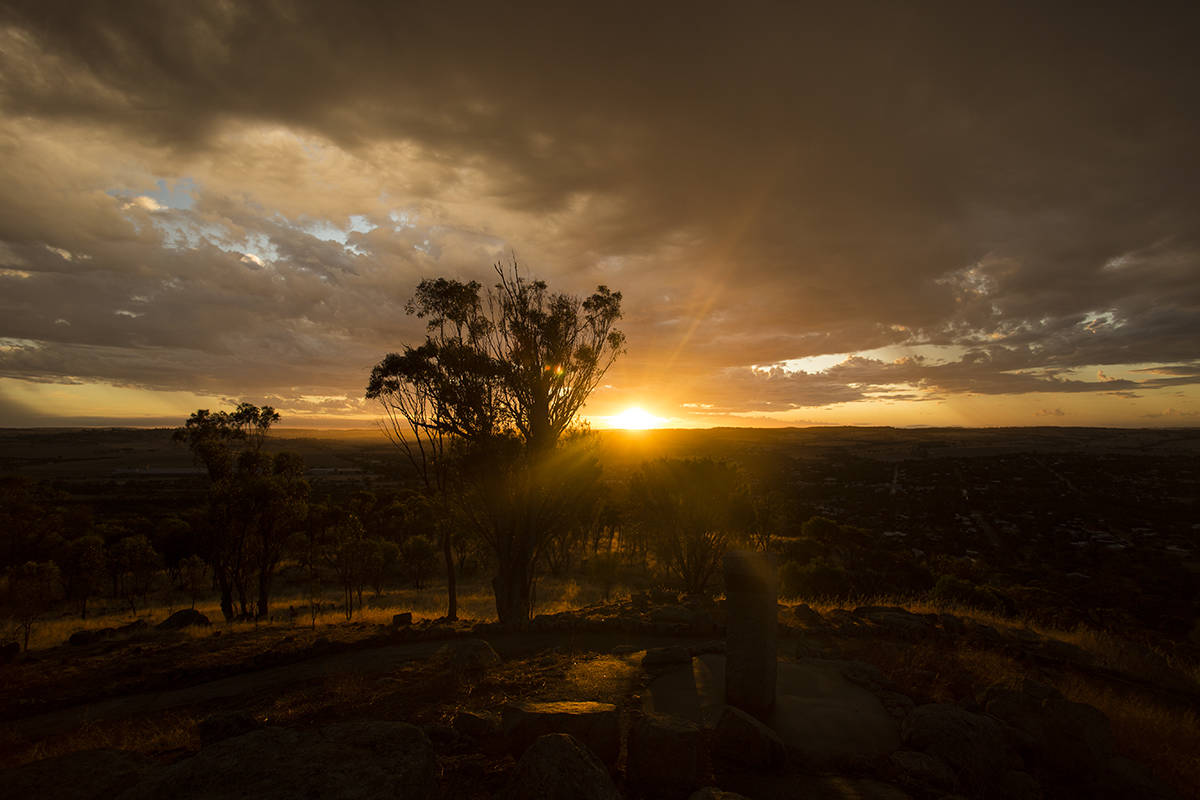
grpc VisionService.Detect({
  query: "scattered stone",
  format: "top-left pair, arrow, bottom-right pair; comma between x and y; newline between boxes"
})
501,701 -> 620,766
877,690 -> 916,721
650,588 -> 679,605
2,749 -> 156,800
902,703 -> 1019,790
890,749 -> 957,792
627,712 -> 702,797
856,607 -> 933,638
939,613 -> 967,637
980,680 -> 1112,775
433,638 -> 501,676
642,645 -> 692,670
998,769 -> 1042,800
724,549 -> 778,719
156,609 -> 211,630
452,710 -> 498,739
119,721 -> 436,800
498,734 -> 620,800
791,604 -> 824,627
392,612 -> 413,627
651,605 -> 693,625
689,789 -> 750,800
196,711 -> 261,745
711,705 -> 785,768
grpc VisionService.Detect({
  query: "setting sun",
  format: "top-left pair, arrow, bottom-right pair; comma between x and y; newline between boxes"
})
609,407 -> 666,430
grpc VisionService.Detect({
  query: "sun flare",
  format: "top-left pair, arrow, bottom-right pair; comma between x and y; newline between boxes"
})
609,406 -> 665,430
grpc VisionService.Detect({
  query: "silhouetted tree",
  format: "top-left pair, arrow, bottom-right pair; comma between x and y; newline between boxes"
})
629,458 -> 753,594
401,534 -> 437,590
174,403 -> 306,621
110,534 -> 160,612
58,535 -> 106,619
367,260 -> 624,625
180,554 -> 208,610
6,561 -> 61,652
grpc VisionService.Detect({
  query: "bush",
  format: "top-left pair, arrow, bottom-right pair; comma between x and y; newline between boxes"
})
780,557 -> 853,600
930,574 -> 1007,614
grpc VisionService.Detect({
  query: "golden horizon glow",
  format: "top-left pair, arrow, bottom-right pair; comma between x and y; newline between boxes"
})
607,406 -> 668,430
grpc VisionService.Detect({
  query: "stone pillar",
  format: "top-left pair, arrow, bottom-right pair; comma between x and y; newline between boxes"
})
724,549 -> 778,719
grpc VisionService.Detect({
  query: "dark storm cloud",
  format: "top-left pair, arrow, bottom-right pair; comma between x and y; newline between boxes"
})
1,1 -> 1198,420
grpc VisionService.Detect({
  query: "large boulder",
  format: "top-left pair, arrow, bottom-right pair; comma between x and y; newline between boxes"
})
118,721 -> 436,800
711,705 -> 785,768
902,703 -> 1020,792
2,749 -> 156,800
498,734 -> 619,800
501,701 -> 620,766
627,712 -> 702,798
1,640 -> 21,662
157,609 -> 210,630
980,681 -> 1112,775
432,638 -> 500,675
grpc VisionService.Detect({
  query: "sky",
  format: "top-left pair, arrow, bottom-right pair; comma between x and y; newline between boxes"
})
0,1 -> 1198,429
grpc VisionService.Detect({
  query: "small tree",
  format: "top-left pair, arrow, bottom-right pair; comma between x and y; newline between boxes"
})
110,535 -> 160,613
401,534 -> 437,590
180,554 -> 209,610
630,458 -> 753,595
367,261 -> 624,626
58,535 -> 106,619
7,561 -> 61,652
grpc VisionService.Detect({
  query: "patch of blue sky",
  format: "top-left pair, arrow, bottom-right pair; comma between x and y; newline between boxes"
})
107,177 -> 197,210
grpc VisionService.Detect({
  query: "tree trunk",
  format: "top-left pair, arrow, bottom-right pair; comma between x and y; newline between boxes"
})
257,570 -> 272,620
218,571 -> 234,621
492,559 -> 533,627
443,528 -> 458,621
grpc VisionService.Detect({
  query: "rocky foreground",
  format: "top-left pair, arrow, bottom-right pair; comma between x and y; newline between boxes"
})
2,593 -> 1192,799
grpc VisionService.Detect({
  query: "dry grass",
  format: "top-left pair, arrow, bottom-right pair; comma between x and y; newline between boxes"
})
20,576 -> 631,653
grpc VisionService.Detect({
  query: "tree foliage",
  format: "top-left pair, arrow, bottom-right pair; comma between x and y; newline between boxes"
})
629,458 -> 753,595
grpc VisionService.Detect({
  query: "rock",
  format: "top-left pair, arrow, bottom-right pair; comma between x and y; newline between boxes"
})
829,659 -> 886,692
939,613 -> 967,637
689,789 -> 750,800
627,712 -> 702,797
998,769 -> 1042,800
501,701 -> 620,766
119,721 -> 436,800
1100,755 -> 1179,800
980,680 -> 1112,774
157,609 -> 211,630
877,690 -> 916,721
0,640 -> 18,662
902,703 -> 1019,790
791,604 -> 824,626
498,734 -> 619,800
196,711 -> 261,745
433,638 -> 501,675
651,605 -> 693,625
856,607 -> 933,638
724,550 -> 778,720
452,710 -> 498,739
610,644 -> 638,656
890,749 -> 957,791
68,627 -> 117,646
642,645 -> 692,670
711,705 -> 785,768
651,588 -> 679,605
117,619 -> 148,635
392,612 -> 413,627
2,749 -> 156,800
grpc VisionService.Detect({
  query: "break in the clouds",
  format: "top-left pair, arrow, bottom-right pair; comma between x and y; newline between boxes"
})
0,1 -> 1198,427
